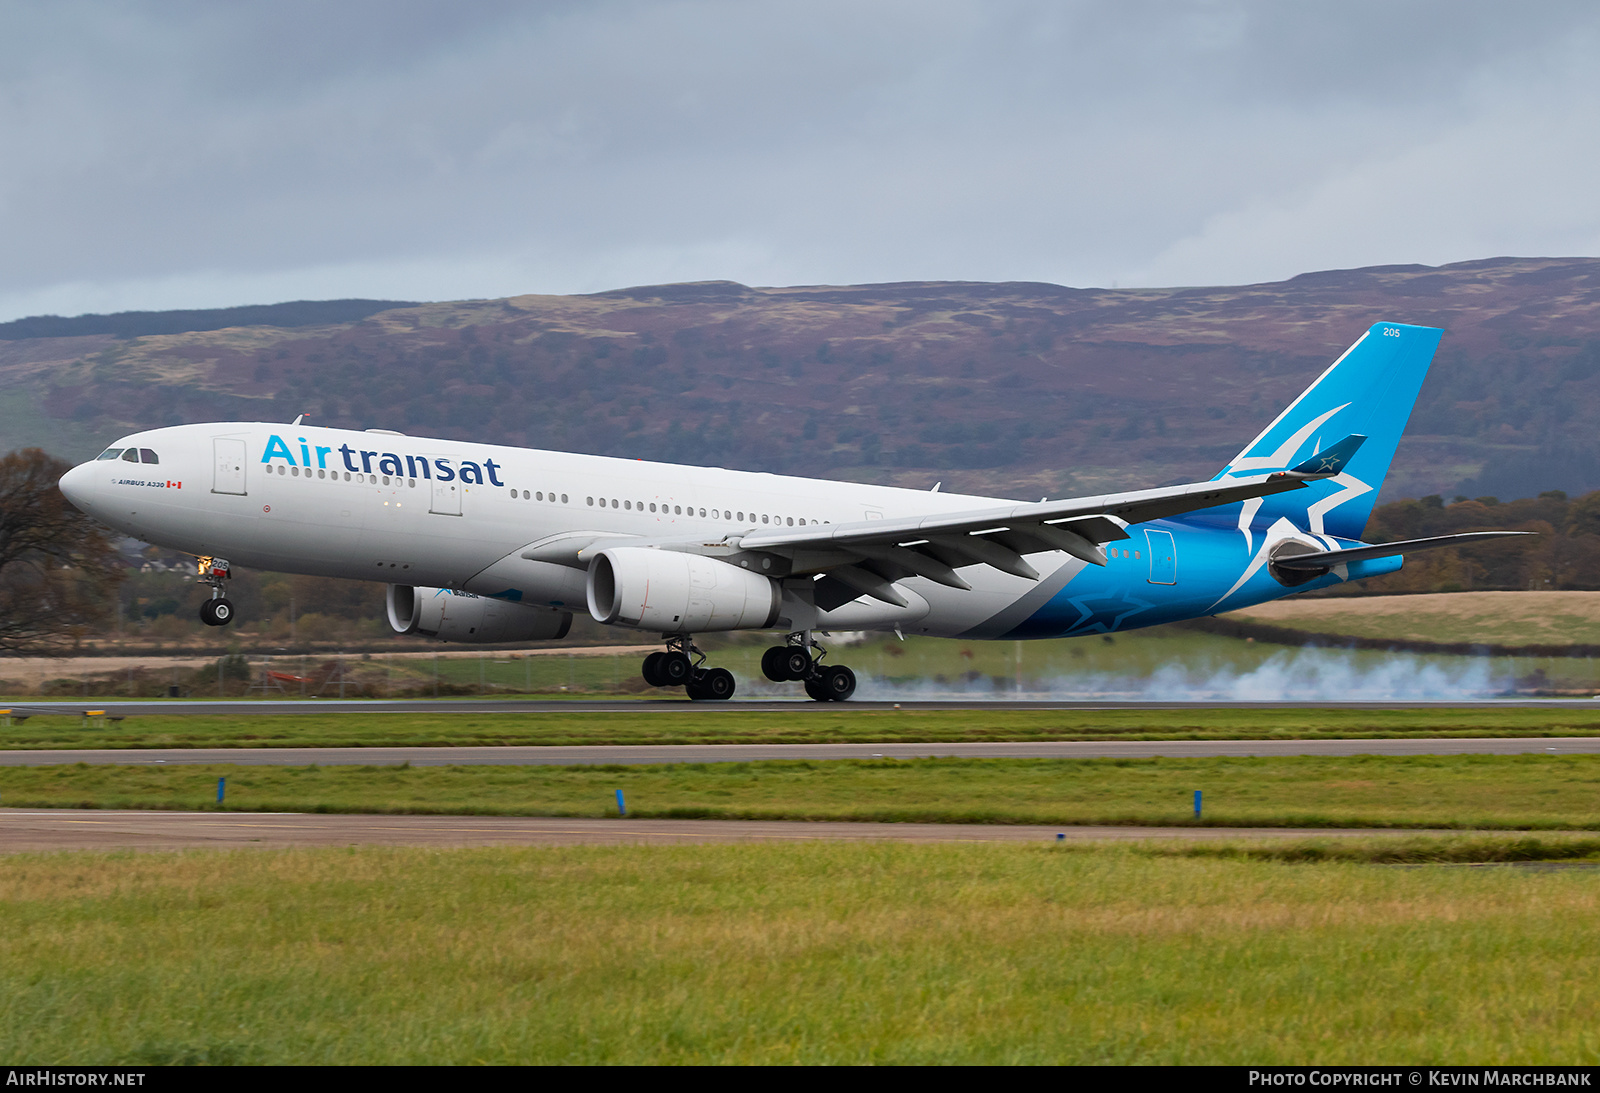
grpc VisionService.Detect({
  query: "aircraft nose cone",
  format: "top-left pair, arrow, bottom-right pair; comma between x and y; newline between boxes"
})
58,462 -> 94,511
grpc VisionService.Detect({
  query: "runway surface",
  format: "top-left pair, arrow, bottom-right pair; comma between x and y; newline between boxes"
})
0,809 -> 1454,852
2,737 -> 1597,766
1,697 -> 1593,716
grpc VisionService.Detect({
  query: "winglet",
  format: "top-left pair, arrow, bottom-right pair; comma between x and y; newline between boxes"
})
1286,434 -> 1367,478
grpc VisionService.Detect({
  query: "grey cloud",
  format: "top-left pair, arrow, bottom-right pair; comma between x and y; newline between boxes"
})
2,1 -> 1598,319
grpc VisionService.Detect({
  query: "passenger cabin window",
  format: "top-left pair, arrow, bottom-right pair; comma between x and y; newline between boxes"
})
97,448 -> 123,461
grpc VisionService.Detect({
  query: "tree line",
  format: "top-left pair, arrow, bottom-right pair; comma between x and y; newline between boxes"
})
0,449 -> 121,652
1323,490 -> 1600,595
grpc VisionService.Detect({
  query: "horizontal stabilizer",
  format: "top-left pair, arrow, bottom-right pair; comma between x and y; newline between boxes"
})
1272,531 -> 1532,571
1286,434 -> 1367,478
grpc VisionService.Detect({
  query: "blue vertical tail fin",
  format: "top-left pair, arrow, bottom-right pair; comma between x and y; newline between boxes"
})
1216,322 -> 1442,541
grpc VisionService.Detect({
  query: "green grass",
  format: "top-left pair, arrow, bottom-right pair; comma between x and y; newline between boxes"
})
39,628 -> 1600,698
3,840 -> 1600,1063
1233,592 -> 1600,649
9,753 -> 1600,829
326,614 -> 1600,688
7,705 -> 1600,750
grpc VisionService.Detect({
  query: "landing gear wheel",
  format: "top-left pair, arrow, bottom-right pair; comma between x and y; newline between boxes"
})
659,651 -> 692,686
687,668 -> 735,701
761,647 -> 788,682
703,667 -> 735,700
781,648 -> 812,681
642,651 -> 667,687
199,598 -> 234,627
805,664 -> 855,702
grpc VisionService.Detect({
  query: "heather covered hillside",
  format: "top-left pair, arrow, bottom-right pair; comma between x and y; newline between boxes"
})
5,257 -> 1600,502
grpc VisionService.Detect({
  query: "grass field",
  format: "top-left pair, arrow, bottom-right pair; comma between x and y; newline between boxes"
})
1234,591 -> 1600,648
2,840 -> 1598,1063
6,754 -> 1600,829
8,705 -> 1600,750
22,624 -> 1600,699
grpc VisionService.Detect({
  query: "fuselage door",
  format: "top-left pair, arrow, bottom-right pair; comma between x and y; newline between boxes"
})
212,438 -> 247,495
430,463 -> 462,516
1145,528 -> 1176,585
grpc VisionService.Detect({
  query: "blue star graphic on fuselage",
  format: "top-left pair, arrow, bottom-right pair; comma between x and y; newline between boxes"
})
1061,590 -> 1156,635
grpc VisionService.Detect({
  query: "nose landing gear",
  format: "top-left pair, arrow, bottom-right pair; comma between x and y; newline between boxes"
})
762,632 -> 856,701
640,636 -> 736,701
196,556 -> 235,628
199,598 -> 234,626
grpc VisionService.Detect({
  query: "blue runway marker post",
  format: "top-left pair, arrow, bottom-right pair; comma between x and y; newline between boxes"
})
616,789 -> 626,817
217,777 -> 226,805
1194,790 -> 1202,820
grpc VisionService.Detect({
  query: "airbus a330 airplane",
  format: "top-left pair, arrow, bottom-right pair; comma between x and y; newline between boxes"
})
58,321 -> 1519,700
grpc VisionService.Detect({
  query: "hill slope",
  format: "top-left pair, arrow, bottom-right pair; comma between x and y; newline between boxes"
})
4,257 -> 1600,500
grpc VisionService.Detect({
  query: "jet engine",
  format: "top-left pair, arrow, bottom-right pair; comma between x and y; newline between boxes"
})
386,585 -> 572,643
586,547 -> 781,633
1267,538 -> 1331,587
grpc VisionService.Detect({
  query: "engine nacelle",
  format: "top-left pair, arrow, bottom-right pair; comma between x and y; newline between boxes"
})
387,585 -> 572,643
586,547 -> 781,633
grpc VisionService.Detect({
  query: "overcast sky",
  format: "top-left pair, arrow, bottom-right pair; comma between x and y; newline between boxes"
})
3,0 -> 1599,321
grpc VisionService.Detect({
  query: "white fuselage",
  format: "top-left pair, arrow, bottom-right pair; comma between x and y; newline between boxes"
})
63,422 -> 1079,638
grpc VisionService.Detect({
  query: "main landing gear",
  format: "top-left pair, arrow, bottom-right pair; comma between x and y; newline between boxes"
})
761,632 -> 856,702
197,556 -> 236,627
641,636 -> 736,701
639,632 -> 858,702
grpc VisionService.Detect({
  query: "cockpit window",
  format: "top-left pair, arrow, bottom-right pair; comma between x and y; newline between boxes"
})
139,449 -> 159,464
96,449 -> 124,461
121,449 -> 139,463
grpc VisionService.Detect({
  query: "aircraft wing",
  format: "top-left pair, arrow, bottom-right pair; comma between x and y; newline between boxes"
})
727,471 -> 1315,608
525,467 -> 1341,611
